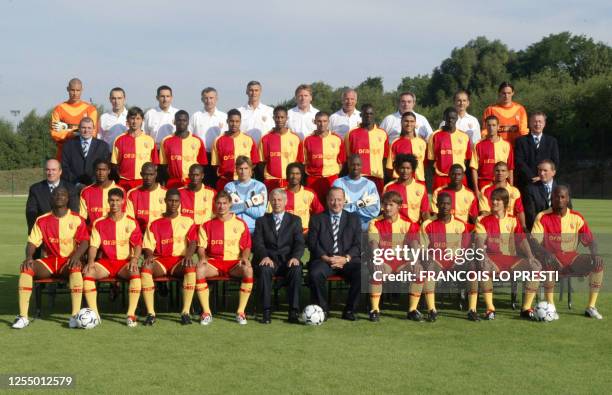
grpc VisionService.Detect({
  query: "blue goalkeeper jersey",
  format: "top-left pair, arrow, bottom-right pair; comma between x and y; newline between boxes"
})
332,176 -> 380,230
224,178 -> 267,233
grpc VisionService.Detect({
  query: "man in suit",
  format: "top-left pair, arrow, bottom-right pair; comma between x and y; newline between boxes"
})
524,159 -> 557,230
308,187 -> 362,320
61,117 -> 111,189
514,111 -> 559,190
252,188 -> 305,324
26,159 -> 79,233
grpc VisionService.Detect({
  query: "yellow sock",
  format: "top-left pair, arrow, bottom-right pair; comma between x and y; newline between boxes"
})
83,277 -> 98,314
127,275 -> 141,317
544,281 -> 555,305
237,277 -> 253,314
69,270 -> 83,316
181,270 -> 196,315
588,270 -> 603,308
370,281 -> 382,312
522,281 -> 539,310
196,278 -> 210,314
408,281 -> 423,312
482,279 -> 494,311
140,270 -> 155,316
18,270 -> 34,318
468,280 -> 478,311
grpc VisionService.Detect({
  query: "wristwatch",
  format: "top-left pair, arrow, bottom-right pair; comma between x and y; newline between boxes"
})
345,255 -> 351,263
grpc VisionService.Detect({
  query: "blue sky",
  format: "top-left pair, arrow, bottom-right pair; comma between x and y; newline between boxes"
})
0,0 -> 610,124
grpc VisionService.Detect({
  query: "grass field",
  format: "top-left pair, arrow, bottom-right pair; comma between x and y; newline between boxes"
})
1,197 -> 611,394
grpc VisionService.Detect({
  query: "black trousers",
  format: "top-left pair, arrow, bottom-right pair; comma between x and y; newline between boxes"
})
308,259 -> 361,312
256,262 -> 302,311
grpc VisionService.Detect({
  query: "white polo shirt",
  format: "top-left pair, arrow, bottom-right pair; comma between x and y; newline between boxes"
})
238,102 -> 274,145
287,105 -> 319,140
439,112 -> 481,144
188,108 -> 228,152
380,111 -> 433,143
99,108 -> 127,147
144,105 -> 178,144
329,109 -> 361,139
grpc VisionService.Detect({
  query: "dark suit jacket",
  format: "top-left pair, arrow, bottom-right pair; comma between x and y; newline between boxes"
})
514,133 -> 559,188
524,180 -> 557,231
61,137 -> 110,185
25,180 -> 79,232
307,210 -> 362,264
252,212 -> 305,265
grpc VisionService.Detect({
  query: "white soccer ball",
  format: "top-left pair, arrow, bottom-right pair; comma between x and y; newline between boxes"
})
302,304 -> 325,325
535,301 -> 556,322
76,308 -> 100,329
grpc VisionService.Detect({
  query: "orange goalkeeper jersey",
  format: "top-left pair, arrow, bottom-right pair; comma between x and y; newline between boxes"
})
50,100 -> 98,159
482,102 -> 528,145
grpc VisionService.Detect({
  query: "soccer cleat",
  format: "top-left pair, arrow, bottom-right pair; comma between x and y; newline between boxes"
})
261,309 -> 272,324
585,307 -> 603,320
144,314 -> 156,326
200,312 -> 213,326
69,315 -> 79,328
341,310 -> 357,321
126,316 -> 138,328
520,308 -> 536,321
369,310 -> 380,322
467,310 -> 480,321
11,315 -> 30,329
483,310 -> 495,320
407,310 -> 424,322
180,313 -> 192,325
428,309 -> 438,322
288,309 -> 300,324
236,313 -> 248,325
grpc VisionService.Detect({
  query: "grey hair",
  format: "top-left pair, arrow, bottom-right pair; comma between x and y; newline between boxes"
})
269,188 -> 287,201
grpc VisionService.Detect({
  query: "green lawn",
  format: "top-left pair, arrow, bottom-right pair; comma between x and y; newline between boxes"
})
0,197 -> 611,394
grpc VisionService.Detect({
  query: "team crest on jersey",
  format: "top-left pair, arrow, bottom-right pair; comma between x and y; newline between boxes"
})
570,223 -> 575,230
303,195 -> 308,204
377,137 -> 382,143
181,223 -> 186,229
262,116 -> 268,122
458,137 -> 463,144
506,224 -> 512,232
502,146 -> 508,154
144,142 -> 150,149
68,222 -> 74,230
330,142 -> 336,149
515,115 -> 520,121
464,197 -> 469,204
242,141 -> 248,149
416,190 -> 422,197
192,143 -> 197,150
233,226 -> 239,234
125,226 -> 131,233
159,197 -> 164,204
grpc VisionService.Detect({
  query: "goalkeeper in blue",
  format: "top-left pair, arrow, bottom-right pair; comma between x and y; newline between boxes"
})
224,155 -> 267,233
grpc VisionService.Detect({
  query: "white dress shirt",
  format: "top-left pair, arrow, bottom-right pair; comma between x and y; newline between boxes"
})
188,108 -> 228,152
99,108 -> 128,147
144,105 -> 178,144
439,112 -> 481,144
287,105 -> 319,140
328,109 -> 361,139
380,111 -> 433,143
238,103 -> 274,145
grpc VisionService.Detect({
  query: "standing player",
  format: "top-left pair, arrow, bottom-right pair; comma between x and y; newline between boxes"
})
384,154 -> 430,224
12,187 -> 89,329
112,107 -> 159,191
159,110 -> 207,189
259,106 -> 304,191
99,87 -> 128,147
197,191 -> 254,325
303,111 -> 346,203
224,156 -> 267,233
439,91 -> 481,144
238,81 -> 274,145
282,163 -> 324,233
179,164 -> 216,226
385,111 -> 427,183
431,164 -> 478,226
211,109 -> 260,191
80,159 -> 125,226
126,163 -> 167,233
482,82 -> 528,145
470,115 -> 514,191
50,78 -> 98,160
345,104 -> 389,195
478,162 -> 526,230
82,188 -> 143,327
427,107 -> 472,190
144,85 -> 178,145
287,84 -> 319,140
329,88 -> 361,139
380,92 -> 433,143
141,189 -> 199,325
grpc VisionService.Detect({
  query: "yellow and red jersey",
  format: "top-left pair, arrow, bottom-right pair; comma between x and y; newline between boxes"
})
160,133 -> 208,181
478,183 -> 524,216
198,214 -> 251,260
482,102 -> 528,145
303,132 -> 345,177
179,186 -> 216,225
211,132 -> 260,179
531,209 -> 593,255
431,185 -> 478,223
345,126 -> 389,179
368,215 -> 420,248
111,132 -> 159,180
469,138 -> 514,183
90,215 -> 142,260
427,129 -> 472,176
28,211 -> 89,258
79,182 -> 125,224
386,135 -> 427,182
143,215 -> 198,257
383,180 -> 429,223
420,217 -> 471,251
50,101 -> 98,158
126,184 -> 167,233
475,214 -> 524,256
259,130 -> 304,180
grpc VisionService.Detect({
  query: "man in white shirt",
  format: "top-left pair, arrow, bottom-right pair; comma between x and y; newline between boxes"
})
189,87 -> 227,153
329,88 -> 361,139
380,92 -> 433,143
287,84 -> 319,140
144,85 -> 178,145
98,87 -> 128,147
238,81 -> 274,145
438,90 -> 481,144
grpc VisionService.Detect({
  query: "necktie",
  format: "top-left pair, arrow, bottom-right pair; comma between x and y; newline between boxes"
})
332,215 -> 340,254
274,215 -> 282,232
82,139 -> 90,157
49,184 -> 56,193
545,184 -> 551,206
534,135 -> 540,149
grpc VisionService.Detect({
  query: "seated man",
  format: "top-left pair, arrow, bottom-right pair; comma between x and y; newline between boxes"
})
197,191 -> 254,325
478,161 -> 526,230
179,164 -> 216,226
431,164 -> 478,227
531,185 -> 605,319
367,191 -> 421,322
80,158 -> 125,226
141,189 -> 199,326
224,155 -> 267,233
472,188 -> 541,321
253,189 -> 305,324
13,187 -> 89,329
82,188 -> 143,327
126,163 -> 167,233
308,187 -> 362,321
282,162 -> 324,233
383,153 -> 429,224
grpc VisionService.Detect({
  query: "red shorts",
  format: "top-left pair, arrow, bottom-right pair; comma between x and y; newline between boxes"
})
216,177 -> 232,192
434,259 -> 458,271
264,178 -> 288,192
385,260 -> 405,273
554,252 -> 579,268
306,175 -> 337,203
96,258 -> 130,278
118,178 -> 143,191
209,258 -> 240,277
35,256 -> 69,275
153,256 -> 184,274
432,174 -> 468,191
166,178 -> 190,189
488,254 -> 522,272
365,176 -> 384,196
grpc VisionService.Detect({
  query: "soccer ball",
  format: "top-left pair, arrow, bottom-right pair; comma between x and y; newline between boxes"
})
534,301 -> 556,322
76,308 -> 100,329
302,304 -> 325,325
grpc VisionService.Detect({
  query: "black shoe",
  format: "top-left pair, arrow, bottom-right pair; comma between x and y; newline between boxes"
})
288,309 -> 299,324
323,311 -> 330,321
261,309 -> 272,324
180,313 -> 192,325
341,310 -> 356,321
467,310 -> 480,321
407,310 -> 424,322
520,308 -> 536,321
144,314 -> 156,326
428,309 -> 438,322
369,310 -> 380,322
